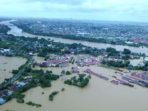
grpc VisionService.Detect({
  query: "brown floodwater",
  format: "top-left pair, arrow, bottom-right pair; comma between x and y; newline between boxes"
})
1,65 -> 148,111
0,56 -> 26,83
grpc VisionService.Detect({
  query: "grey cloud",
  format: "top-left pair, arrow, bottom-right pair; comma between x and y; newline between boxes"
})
0,0 -> 148,22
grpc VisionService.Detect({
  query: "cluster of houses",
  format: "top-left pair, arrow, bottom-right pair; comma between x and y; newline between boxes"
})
39,55 -> 72,67
39,55 -> 101,68
0,48 -> 14,56
124,71 -> 148,87
75,56 -> 100,67
129,57 -> 148,68
110,71 -> 148,88
131,71 -> 148,81
71,67 -> 80,73
0,76 -> 32,105
121,75 -> 148,87
0,89 -> 13,105
75,68 -> 135,87
131,38 -> 148,44
38,54 -> 148,88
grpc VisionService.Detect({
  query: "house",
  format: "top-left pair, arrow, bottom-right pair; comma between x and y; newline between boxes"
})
84,68 -> 96,75
40,55 -> 70,67
130,57 -> 144,67
0,98 -> 6,105
0,90 -> 13,98
144,57 -> 148,62
9,84 -> 20,91
17,81 -> 27,87
28,52 -> 33,56
47,60 -> 69,67
125,41 -> 134,45
0,48 -> 10,53
76,56 -> 100,67
71,67 -> 79,73
39,61 -> 49,67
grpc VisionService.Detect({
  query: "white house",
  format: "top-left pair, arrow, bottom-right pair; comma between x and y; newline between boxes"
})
144,57 -> 148,62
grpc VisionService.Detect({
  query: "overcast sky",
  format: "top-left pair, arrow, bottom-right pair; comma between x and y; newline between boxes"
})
0,0 -> 148,22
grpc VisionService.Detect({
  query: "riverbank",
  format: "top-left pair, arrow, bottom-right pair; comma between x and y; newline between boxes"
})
0,20 -> 148,56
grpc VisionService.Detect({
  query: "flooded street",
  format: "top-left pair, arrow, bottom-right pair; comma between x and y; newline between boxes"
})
0,20 -> 148,56
0,56 -> 26,83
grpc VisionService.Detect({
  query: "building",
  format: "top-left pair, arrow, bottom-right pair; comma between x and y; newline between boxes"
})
144,57 -> 148,62
71,67 -> 79,73
0,98 -> 6,105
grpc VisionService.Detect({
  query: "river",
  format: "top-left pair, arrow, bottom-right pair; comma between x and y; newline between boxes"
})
0,20 -> 148,56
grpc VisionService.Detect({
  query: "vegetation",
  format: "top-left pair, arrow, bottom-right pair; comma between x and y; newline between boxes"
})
12,92 -> 25,104
0,24 -> 10,34
66,71 -> 71,75
3,69 -> 60,103
61,88 -> 65,91
102,60 -> 130,68
0,35 -> 104,57
26,101 -> 42,108
49,91 -> 59,101
30,70 -> 59,88
64,74 -> 91,88
106,47 -> 119,57
123,48 -> 131,55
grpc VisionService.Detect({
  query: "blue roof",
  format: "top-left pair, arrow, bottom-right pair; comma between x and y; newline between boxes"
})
0,98 -> 6,105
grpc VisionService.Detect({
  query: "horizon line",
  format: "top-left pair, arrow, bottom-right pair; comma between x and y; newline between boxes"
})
0,16 -> 148,24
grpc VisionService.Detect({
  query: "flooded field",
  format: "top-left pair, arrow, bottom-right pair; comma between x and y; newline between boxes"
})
0,56 -> 26,83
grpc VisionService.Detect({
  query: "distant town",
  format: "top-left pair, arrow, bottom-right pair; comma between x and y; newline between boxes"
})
12,19 -> 148,47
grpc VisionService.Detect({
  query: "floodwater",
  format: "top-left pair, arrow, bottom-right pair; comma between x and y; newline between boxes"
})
0,56 -> 26,83
0,20 -> 148,111
1,65 -> 148,111
0,57 -> 148,111
0,20 -> 148,56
